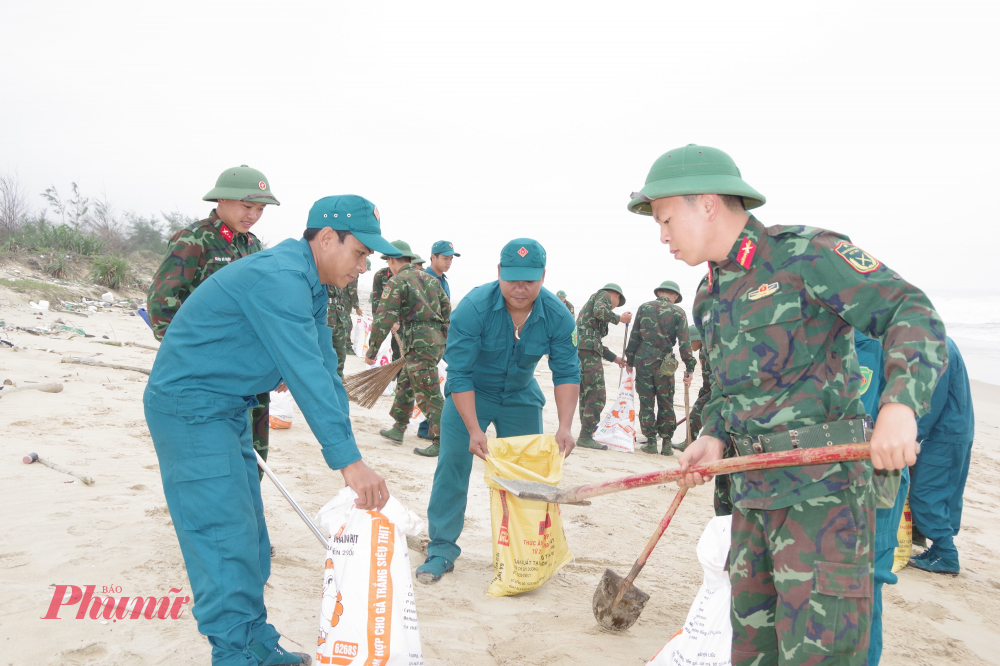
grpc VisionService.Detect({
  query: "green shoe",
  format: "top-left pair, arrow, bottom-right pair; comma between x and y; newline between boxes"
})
640,439 -> 659,454
246,643 -> 311,665
379,427 -> 405,444
576,436 -> 608,450
414,441 -> 440,457
661,442 -> 674,456
415,555 -> 454,584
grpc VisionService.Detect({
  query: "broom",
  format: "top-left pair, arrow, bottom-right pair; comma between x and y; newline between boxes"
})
343,331 -> 406,408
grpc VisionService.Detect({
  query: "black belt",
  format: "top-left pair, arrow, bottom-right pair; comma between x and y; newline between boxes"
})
731,419 -> 870,456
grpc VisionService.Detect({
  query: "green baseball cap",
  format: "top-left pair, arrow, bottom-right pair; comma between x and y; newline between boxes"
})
688,325 -> 701,343
306,195 -> 400,257
556,290 -> 567,298
499,238 -> 546,281
431,240 -> 460,257
627,145 -> 765,215
654,280 -> 683,303
601,283 -> 626,307
379,240 -> 417,261
203,165 -> 280,205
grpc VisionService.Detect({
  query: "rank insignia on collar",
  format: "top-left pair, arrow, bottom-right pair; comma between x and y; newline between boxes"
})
219,224 -> 234,243
748,282 -> 779,301
736,237 -> 756,269
834,241 -> 881,274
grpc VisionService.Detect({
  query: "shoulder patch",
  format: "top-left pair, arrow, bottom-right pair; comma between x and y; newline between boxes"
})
571,326 -> 578,347
833,241 -> 881,274
859,366 -> 874,395
381,285 -> 392,299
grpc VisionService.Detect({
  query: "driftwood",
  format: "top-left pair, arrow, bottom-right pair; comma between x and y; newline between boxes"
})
124,341 -> 160,351
61,356 -> 150,375
91,340 -> 123,347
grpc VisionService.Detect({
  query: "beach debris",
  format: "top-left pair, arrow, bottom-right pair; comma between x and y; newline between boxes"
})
0,382 -> 63,394
91,340 -> 123,347
124,341 -> 159,351
60,356 -> 151,375
101,292 -> 115,304
29,300 -> 50,311
593,487 -> 687,631
22,452 -> 95,485
55,325 -> 88,336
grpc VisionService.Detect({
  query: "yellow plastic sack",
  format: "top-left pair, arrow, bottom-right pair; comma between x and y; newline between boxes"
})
483,434 -> 573,597
891,493 -> 912,573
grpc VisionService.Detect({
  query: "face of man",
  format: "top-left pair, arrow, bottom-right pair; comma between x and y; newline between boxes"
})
655,290 -> 678,303
216,199 -> 267,234
691,339 -> 703,352
607,291 -> 621,308
651,195 -> 716,267
310,229 -> 372,287
497,268 -> 545,312
430,253 -> 453,274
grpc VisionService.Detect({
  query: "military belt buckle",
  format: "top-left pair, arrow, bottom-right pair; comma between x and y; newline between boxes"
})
752,435 -> 765,454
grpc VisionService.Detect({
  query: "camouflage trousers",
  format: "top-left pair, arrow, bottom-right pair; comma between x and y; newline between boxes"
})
390,351 -> 444,440
578,350 -> 607,435
331,320 -> 350,378
690,384 -> 711,435
250,392 -> 269,481
634,363 -> 677,441
730,483 -> 875,666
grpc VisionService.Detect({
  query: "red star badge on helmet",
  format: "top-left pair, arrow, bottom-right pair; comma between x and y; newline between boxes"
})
258,181 -> 266,190
518,247 -> 528,257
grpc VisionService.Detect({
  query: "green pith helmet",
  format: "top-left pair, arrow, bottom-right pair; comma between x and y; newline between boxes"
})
654,280 -> 683,303
556,290 -> 567,298
627,144 -> 764,215
412,253 -> 425,265
601,283 -> 626,307
203,165 -> 280,205
365,257 -> 372,271
688,325 -> 701,343
380,239 -> 417,260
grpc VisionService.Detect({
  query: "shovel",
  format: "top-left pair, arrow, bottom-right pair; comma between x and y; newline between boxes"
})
256,451 -> 329,550
491,443 -> 871,504
593,486 -> 687,631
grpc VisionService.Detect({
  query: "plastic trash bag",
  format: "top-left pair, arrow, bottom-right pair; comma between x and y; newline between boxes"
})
367,334 -> 396,396
314,488 -> 425,666
269,390 -> 296,429
648,515 -> 733,666
483,434 -> 573,597
351,315 -> 373,358
594,370 -> 637,453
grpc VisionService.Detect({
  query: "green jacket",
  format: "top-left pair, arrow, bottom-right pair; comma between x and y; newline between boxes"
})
369,264 -> 451,358
370,266 -> 393,309
147,209 -> 261,340
327,277 -> 359,328
624,296 -> 695,372
694,215 -> 947,510
575,290 -> 620,362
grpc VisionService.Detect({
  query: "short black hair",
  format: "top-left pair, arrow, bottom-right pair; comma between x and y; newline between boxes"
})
683,194 -> 745,213
303,228 -> 352,242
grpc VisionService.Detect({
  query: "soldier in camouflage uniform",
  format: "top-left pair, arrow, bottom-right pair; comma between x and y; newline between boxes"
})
556,290 -> 575,316
625,280 -> 694,456
366,240 -> 451,456
147,165 -> 279,469
685,321 -> 732,515
575,283 -> 632,450
327,275 -> 361,377
628,144 -> 946,666
370,257 -> 400,361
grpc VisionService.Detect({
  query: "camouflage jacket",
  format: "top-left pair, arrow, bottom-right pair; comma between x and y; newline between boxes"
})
575,290 -> 620,362
147,209 -> 261,340
562,299 -> 575,316
370,266 -> 392,309
369,264 -> 451,358
694,215 -> 947,510
697,346 -> 711,398
327,277 -> 359,327
624,296 -> 695,372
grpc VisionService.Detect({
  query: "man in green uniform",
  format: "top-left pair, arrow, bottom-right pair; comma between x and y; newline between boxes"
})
327,277 -> 362,377
556,290 -> 575,316
371,248 -> 401,361
628,144 -> 947,666
366,241 -> 451,455
625,280 -> 694,456
575,283 -> 632,450
147,165 -> 279,468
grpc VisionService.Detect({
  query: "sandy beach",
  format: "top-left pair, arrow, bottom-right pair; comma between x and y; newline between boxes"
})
2,285 -> 1000,666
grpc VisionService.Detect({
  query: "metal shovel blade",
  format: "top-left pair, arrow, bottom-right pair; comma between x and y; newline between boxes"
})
593,567 -> 649,631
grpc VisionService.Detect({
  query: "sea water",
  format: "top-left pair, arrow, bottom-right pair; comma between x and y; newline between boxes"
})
932,294 -> 1000,385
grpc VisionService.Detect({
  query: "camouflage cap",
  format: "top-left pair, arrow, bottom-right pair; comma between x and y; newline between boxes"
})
556,290 -> 567,298
380,240 -> 417,261
688,324 -> 701,343
627,145 -> 764,215
654,280 -> 683,303
601,282 -> 626,307
203,165 -> 280,205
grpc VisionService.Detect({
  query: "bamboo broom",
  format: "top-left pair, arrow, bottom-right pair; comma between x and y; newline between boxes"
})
343,331 -> 406,408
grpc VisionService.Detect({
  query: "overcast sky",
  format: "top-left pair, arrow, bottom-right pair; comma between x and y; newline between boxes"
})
2,0 -> 998,323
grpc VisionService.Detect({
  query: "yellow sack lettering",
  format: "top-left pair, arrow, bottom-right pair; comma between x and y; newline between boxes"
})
483,435 -> 573,597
